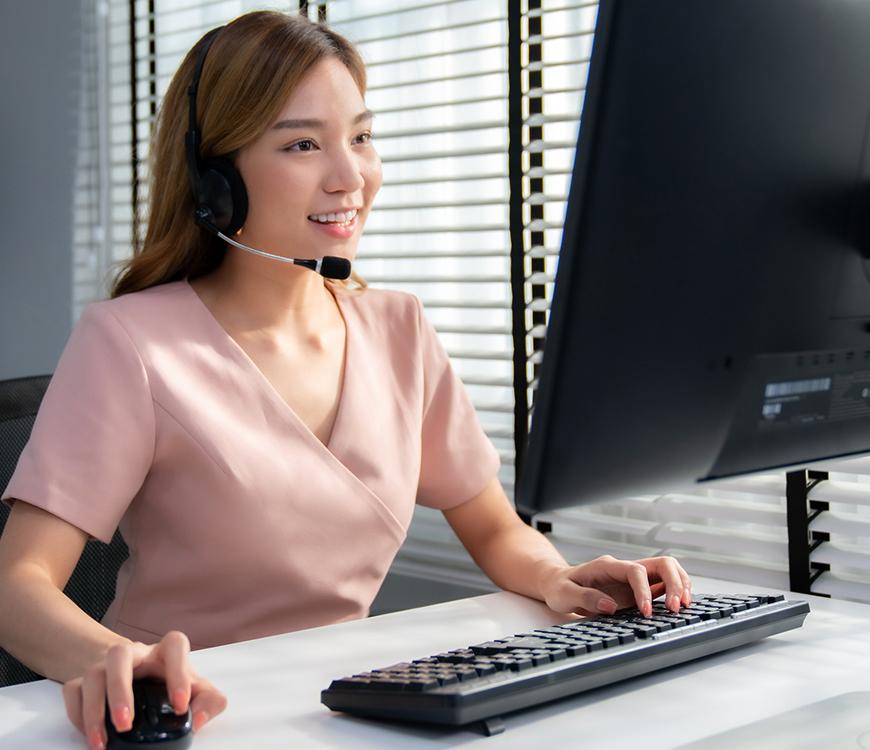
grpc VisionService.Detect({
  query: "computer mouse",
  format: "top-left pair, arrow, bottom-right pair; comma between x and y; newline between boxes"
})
105,678 -> 193,749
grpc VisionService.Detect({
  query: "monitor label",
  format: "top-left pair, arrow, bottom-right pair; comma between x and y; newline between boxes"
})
760,372 -> 870,428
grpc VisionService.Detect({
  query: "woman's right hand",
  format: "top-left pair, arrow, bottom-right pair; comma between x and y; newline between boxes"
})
61,630 -> 228,750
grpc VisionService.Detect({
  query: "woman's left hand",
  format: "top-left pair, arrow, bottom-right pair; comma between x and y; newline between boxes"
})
537,554 -> 692,618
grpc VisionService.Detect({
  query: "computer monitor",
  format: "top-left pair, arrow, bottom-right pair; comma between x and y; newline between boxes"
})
516,0 -> 870,515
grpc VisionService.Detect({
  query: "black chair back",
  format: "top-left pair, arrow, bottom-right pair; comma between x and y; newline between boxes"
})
0,375 -> 129,687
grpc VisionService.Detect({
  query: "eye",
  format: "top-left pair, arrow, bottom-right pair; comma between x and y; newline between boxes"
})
354,131 -> 374,145
284,139 -> 318,152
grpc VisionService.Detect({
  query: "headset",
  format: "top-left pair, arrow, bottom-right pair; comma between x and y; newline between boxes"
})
185,27 -> 246,237
184,26 -> 351,280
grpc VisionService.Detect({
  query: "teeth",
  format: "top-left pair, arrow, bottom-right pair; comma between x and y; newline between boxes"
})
309,209 -> 358,225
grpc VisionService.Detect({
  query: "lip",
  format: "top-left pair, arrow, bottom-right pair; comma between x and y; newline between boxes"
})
307,213 -> 359,240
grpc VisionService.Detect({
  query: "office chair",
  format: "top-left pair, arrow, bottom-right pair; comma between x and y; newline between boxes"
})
0,374 -> 129,687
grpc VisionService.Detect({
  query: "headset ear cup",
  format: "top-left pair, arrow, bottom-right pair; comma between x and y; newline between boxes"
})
198,157 -> 248,235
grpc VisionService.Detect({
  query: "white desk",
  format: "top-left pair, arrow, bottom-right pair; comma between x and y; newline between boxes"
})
1,577 -> 869,749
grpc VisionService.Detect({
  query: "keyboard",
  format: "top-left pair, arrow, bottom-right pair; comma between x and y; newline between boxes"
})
321,593 -> 809,734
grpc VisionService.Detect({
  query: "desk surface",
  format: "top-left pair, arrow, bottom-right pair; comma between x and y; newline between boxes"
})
1,577 -> 869,749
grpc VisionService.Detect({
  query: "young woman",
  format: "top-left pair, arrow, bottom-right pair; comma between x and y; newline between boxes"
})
0,11 -> 692,750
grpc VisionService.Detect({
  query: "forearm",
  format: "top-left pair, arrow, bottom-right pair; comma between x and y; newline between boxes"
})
465,520 -> 569,601
0,566 -> 131,683
445,480 -> 692,617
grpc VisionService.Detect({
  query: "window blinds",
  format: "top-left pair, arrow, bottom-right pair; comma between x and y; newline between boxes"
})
327,0 -> 513,590
85,0 -> 870,603
72,0 -> 108,319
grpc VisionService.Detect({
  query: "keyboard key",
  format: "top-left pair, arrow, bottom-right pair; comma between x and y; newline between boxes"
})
686,611 -> 717,621
633,618 -> 671,632
611,631 -> 637,644
576,638 -> 604,651
719,595 -> 762,608
564,642 -> 589,656
529,652 -> 552,666
706,604 -> 734,616
509,657 -> 534,671
655,615 -> 692,627
676,613 -> 702,624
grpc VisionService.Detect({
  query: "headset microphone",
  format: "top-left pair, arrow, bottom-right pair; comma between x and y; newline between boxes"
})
222,233 -> 352,280
185,27 -> 352,282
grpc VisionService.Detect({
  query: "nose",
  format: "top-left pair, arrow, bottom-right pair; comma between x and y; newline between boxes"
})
323,144 -> 365,195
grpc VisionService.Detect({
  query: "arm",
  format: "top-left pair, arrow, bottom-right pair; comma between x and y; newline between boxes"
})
443,477 -> 692,618
0,501 -> 130,682
0,501 -> 225,750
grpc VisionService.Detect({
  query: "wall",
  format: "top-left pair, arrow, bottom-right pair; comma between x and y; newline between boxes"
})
0,1 -> 82,380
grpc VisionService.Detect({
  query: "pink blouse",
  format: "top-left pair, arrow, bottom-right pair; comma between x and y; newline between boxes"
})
2,280 -> 499,649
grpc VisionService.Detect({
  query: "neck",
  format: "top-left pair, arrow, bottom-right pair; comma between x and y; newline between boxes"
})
191,248 -> 341,336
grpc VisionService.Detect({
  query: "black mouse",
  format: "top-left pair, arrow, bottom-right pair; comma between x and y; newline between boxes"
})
105,678 -> 193,749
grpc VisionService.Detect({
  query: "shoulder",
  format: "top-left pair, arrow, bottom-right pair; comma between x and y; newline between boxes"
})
87,280 -> 189,322
336,285 -> 423,332
71,281 -> 194,368
79,280 -> 191,338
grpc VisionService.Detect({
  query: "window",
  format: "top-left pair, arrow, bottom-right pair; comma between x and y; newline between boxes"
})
81,0 -> 870,603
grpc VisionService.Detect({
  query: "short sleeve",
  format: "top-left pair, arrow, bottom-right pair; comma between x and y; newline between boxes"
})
1,303 -> 156,543
414,297 -> 500,510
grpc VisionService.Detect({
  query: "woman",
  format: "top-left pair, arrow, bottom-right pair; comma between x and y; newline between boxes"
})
0,11 -> 692,750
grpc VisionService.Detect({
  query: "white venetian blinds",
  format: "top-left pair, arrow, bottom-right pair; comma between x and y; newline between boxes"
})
72,0 -> 107,319
326,0 -> 514,588
520,1 -> 596,402
329,0 -> 515,495
82,0 -> 870,604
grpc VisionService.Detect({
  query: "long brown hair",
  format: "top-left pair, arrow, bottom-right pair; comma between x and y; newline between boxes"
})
111,11 -> 368,299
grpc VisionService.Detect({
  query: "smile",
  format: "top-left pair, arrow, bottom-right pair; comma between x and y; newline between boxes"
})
307,209 -> 358,226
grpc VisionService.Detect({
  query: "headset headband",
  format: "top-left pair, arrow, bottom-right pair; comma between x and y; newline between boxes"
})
184,26 -> 225,201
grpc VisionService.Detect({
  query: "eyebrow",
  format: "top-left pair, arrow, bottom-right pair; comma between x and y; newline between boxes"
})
271,110 -> 374,130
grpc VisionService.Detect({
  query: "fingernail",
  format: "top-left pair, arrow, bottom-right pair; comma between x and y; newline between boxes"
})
193,710 -> 210,732
88,728 -> 106,750
113,705 -> 131,731
669,594 -> 680,611
596,597 -> 617,614
643,598 -> 652,617
173,688 -> 188,712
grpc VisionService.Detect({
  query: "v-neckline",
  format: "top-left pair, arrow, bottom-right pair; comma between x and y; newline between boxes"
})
183,278 -> 351,454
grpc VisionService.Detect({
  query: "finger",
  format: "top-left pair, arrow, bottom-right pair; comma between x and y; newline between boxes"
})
155,631 -> 193,714
649,581 -> 667,600
676,562 -> 693,606
609,560 -> 653,616
189,678 -> 228,733
643,557 -> 686,612
548,576 -> 618,615
80,665 -> 108,750
104,643 -> 135,733
62,678 -> 85,736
